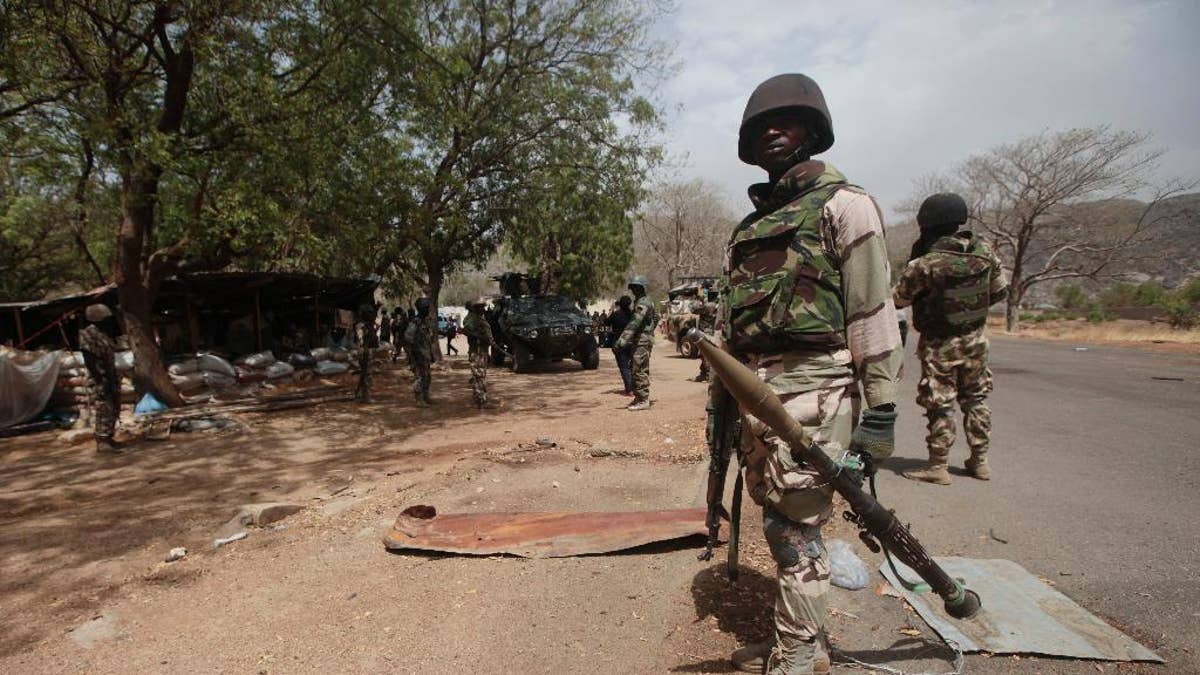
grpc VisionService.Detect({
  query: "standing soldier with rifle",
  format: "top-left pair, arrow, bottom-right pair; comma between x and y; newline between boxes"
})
894,193 -> 1009,485
353,304 -> 378,403
404,297 -> 435,406
715,73 -> 904,675
615,275 -> 658,411
461,298 -> 495,409
79,304 -> 123,454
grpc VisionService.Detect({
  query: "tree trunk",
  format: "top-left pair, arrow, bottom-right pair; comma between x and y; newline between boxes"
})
1005,292 -> 1021,333
427,264 -> 444,363
116,190 -> 185,407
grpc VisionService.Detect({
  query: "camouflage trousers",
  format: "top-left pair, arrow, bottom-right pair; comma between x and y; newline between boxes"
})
631,341 -> 652,402
916,332 -> 993,464
469,349 -> 488,406
410,358 -> 432,403
740,384 -> 858,654
355,348 -> 372,402
91,379 -> 119,442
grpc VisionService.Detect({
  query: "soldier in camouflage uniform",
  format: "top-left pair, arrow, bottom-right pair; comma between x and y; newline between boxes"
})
893,193 -> 1009,484
354,304 -> 379,403
78,304 -> 122,453
693,290 -> 719,382
719,74 -> 903,675
616,275 -> 659,411
461,298 -> 494,408
404,297 -> 435,406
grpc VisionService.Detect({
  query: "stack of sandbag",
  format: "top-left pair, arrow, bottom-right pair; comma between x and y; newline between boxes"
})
310,347 -> 350,375
50,351 -> 90,411
234,350 -> 296,383
114,350 -> 137,404
167,352 -> 239,404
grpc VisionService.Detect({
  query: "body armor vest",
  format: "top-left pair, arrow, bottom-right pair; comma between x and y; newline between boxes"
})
913,234 -> 995,338
722,167 -> 849,354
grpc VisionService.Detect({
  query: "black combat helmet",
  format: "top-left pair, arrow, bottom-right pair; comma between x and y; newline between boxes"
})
738,73 -> 834,164
415,297 -> 432,317
916,193 -> 969,230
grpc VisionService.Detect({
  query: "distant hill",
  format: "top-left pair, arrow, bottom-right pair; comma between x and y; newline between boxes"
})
884,192 -> 1200,305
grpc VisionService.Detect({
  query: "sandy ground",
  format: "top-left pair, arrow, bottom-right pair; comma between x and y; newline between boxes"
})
0,337 -> 1171,674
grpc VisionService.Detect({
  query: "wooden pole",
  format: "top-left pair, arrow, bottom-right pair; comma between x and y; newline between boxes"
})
254,288 -> 263,352
13,308 -> 25,346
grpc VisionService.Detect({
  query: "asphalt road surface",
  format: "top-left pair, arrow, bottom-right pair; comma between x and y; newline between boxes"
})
878,334 -> 1200,671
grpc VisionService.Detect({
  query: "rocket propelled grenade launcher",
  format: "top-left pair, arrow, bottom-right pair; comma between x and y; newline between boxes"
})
689,330 -> 981,620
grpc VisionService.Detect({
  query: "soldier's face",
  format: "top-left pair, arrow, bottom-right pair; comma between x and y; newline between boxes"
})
751,112 -> 809,173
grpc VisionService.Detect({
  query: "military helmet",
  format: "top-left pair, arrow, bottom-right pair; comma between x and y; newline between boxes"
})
84,304 -> 113,323
627,275 -> 649,289
469,297 -> 487,309
415,297 -> 432,315
917,193 -> 970,229
738,73 -> 834,164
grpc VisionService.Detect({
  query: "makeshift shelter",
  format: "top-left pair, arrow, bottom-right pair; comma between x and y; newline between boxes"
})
0,272 -> 379,357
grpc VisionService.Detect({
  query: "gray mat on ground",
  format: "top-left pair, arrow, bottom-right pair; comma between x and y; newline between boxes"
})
881,557 -> 1162,663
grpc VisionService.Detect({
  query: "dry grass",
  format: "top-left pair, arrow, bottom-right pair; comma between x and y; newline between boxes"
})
987,317 -> 1200,350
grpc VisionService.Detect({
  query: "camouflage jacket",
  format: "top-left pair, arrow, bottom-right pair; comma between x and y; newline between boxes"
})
893,231 -> 1008,340
461,312 -> 493,352
404,318 -> 434,363
720,160 -> 902,406
619,294 -> 658,347
696,300 -> 718,333
79,324 -> 118,389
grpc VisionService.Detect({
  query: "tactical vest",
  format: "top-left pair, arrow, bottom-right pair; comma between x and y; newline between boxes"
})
914,234 -> 995,338
722,170 -> 849,354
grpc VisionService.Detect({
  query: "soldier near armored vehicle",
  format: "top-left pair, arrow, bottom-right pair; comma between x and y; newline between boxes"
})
893,193 -> 1009,485
462,298 -> 495,408
615,276 -> 658,411
404,297 -> 435,406
693,290 -> 719,383
354,304 -> 379,403
78,304 -> 122,453
716,74 -> 903,675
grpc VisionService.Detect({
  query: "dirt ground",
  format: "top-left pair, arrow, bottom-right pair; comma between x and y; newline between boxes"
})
0,338 -> 1163,673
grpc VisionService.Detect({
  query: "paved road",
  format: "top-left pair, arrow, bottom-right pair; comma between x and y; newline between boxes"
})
879,335 -> 1200,670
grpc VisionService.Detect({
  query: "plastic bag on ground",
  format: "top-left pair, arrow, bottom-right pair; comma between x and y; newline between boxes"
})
236,351 -> 276,369
827,539 -> 870,590
313,360 -> 349,375
135,392 -> 169,416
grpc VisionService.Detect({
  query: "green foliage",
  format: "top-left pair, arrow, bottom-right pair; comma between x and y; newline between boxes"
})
1176,277 -> 1200,305
1133,280 -> 1168,306
1097,282 -> 1137,308
1162,300 -> 1198,330
1086,305 -> 1116,323
1054,283 -> 1088,309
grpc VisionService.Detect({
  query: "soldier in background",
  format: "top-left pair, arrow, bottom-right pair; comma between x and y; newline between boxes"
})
404,297 -> 435,406
78,304 -> 122,453
391,307 -> 408,363
894,193 -> 1009,485
461,299 -> 494,408
615,276 -> 658,411
721,74 -> 903,675
605,296 -> 634,395
692,288 -> 719,382
354,304 -> 378,403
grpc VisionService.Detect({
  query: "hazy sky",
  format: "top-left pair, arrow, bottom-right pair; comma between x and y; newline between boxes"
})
649,0 -> 1200,220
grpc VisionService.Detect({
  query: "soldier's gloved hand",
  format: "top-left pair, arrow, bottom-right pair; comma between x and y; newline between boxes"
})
849,404 -> 897,461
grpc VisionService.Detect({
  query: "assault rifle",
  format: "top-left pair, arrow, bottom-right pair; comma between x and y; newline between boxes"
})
689,330 -> 982,620
697,380 -> 742,580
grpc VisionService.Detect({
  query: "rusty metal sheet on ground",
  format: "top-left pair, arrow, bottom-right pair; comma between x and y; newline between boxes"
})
881,557 -> 1162,662
383,505 -> 712,558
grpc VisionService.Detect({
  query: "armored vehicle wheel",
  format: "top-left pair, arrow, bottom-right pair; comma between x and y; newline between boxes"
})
512,343 -> 533,373
580,345 -> 600,370
678,335 -> 699,359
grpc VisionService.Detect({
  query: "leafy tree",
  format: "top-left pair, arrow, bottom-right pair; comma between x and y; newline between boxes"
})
368,0 -> 664,311
1054,283 -> 1088,310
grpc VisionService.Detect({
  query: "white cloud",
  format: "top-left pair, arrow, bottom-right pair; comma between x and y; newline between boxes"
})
650,0 -> 1200,221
